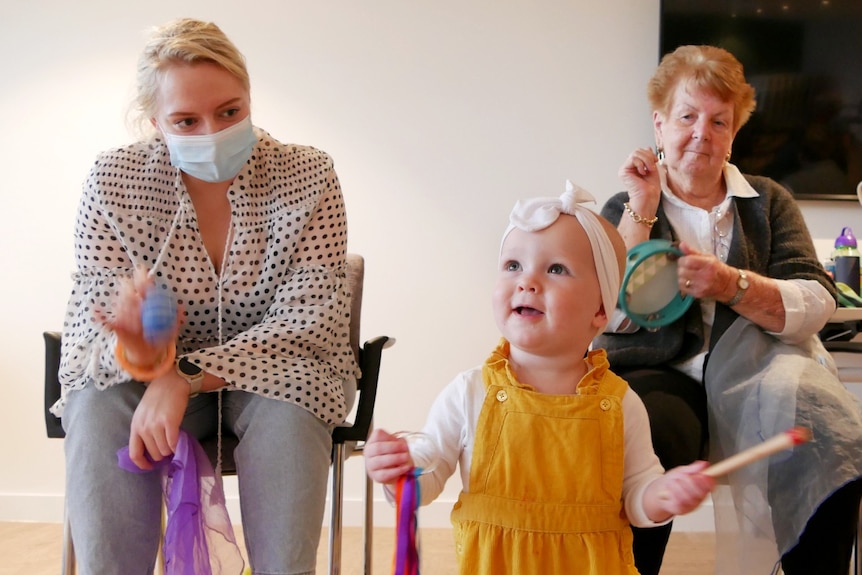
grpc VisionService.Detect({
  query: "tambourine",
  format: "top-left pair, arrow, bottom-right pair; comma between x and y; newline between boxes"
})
619,239 -> 694,329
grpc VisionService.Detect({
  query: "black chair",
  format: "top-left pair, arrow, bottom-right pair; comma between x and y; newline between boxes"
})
44,253 -> 391,575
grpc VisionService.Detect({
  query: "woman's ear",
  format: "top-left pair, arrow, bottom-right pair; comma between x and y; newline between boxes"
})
653,110 -> 664,150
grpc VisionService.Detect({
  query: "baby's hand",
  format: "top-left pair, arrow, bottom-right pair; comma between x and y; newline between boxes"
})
364,428 -> 414,485
645,460 -> 714,522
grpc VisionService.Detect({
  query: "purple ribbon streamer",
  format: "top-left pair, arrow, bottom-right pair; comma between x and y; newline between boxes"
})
117,431 -> 211,575
394,469 -> 422,575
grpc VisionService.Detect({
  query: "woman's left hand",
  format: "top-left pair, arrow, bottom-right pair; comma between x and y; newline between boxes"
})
677,242 -> 789,332
128,374 -> 191,470
676,242 -> 736,301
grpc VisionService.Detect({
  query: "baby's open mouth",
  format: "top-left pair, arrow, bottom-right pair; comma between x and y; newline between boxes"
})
515,306 -> 542,316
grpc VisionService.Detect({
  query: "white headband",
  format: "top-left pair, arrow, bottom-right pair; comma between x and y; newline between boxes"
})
501,180 -> 620,321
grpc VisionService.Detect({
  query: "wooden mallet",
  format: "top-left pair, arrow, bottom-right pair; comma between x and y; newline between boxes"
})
703,426 -> 812,478
657,427 -> 811,503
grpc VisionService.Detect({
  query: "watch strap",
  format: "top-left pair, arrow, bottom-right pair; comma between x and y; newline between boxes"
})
186,375 -> 203,396
726,269 -> 748,306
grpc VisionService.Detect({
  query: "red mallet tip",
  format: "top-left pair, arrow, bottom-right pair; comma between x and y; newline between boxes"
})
786,426 -> 812,446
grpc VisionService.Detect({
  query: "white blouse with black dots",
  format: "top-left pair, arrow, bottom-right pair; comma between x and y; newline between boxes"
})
53,128 -> 359,425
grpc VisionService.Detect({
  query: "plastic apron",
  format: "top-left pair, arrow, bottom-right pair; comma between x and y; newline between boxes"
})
705,317 -> 862,574
450,343 -> 639,574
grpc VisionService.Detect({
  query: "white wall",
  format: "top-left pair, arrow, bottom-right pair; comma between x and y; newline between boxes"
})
1,0 -> 857,531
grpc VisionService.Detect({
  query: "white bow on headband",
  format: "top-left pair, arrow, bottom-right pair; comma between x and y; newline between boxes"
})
508,180 -> 598,231
502,180 -> 621,327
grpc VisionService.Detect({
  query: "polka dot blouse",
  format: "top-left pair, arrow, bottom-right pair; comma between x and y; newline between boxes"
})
53,128 -> 359,425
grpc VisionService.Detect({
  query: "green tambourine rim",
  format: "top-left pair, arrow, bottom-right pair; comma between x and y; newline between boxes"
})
618,239 -> 694,329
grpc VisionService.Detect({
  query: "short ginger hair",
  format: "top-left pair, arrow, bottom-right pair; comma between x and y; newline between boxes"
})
647,45 -> 757,134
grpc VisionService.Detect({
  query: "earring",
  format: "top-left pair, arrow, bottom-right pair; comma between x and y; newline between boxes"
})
725,150 -> 732,163
656,147 -> 665,163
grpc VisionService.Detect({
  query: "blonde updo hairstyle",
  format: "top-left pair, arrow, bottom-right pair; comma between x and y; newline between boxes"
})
129,18 -> 250,136
647,45 -> 757,134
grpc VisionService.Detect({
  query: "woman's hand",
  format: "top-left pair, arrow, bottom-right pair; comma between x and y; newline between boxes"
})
617,147 -> 663,247
675,242 -> 737,301
364,428 -> 414,485
619,147 -> 662,215
676,242 -> 788,332
128,374 -> 190,470
97,266 -> 183,366
643,460 -> 714,522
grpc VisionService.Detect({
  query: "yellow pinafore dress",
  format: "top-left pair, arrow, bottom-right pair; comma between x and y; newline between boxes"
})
450,342 -> 638,574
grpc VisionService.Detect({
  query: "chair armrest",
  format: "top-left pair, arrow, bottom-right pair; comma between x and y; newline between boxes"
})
332,335 -> 392,445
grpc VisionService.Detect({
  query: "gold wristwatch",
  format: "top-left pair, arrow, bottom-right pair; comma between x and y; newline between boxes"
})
175,357 -> 204,397
726,269 -> 749,306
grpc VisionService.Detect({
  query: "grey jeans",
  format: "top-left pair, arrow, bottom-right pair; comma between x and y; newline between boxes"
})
62,382 -> 332,575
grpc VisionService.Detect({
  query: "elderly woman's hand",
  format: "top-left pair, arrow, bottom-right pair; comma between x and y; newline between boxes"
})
677,242 -> 790,333
619,147 -> 662,216
676,242 -> 737,301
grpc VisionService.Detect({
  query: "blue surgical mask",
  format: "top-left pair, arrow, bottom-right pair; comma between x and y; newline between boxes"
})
164,116 -> 256,183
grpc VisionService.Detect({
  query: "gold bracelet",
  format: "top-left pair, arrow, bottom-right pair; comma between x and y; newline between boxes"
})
623,202 -> 658,228
115,341 -> 177,381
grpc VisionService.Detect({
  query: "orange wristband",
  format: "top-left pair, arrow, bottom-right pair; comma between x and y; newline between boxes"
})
115,341 -> 176,381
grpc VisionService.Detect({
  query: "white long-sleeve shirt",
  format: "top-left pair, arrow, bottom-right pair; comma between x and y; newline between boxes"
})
388,359 -> 669,528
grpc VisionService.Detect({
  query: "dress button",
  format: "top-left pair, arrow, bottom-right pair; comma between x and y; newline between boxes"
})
600,398 -> 612,411
496,389 -> 508,402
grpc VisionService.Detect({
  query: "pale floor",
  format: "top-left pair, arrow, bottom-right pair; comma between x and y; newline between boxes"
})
0,521 -> 714,575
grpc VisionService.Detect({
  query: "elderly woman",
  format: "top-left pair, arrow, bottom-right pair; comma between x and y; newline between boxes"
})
595,45 -> 862,575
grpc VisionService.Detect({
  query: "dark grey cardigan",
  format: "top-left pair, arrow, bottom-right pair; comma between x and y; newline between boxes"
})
593,175 -> 837,369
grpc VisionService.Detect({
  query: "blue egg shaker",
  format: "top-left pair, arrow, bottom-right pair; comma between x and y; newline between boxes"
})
140,285 -> 177,345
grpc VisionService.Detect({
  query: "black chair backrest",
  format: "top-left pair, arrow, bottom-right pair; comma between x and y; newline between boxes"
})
44,331 -> 64,439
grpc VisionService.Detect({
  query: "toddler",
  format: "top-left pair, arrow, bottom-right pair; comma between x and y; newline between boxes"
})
365,183 -> 713,574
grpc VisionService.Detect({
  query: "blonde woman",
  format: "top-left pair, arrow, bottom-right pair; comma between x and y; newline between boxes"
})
54,18 -> 357,574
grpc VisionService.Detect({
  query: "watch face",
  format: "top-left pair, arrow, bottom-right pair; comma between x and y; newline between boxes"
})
739,277 -> 750,290
178,358 -> 203,377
